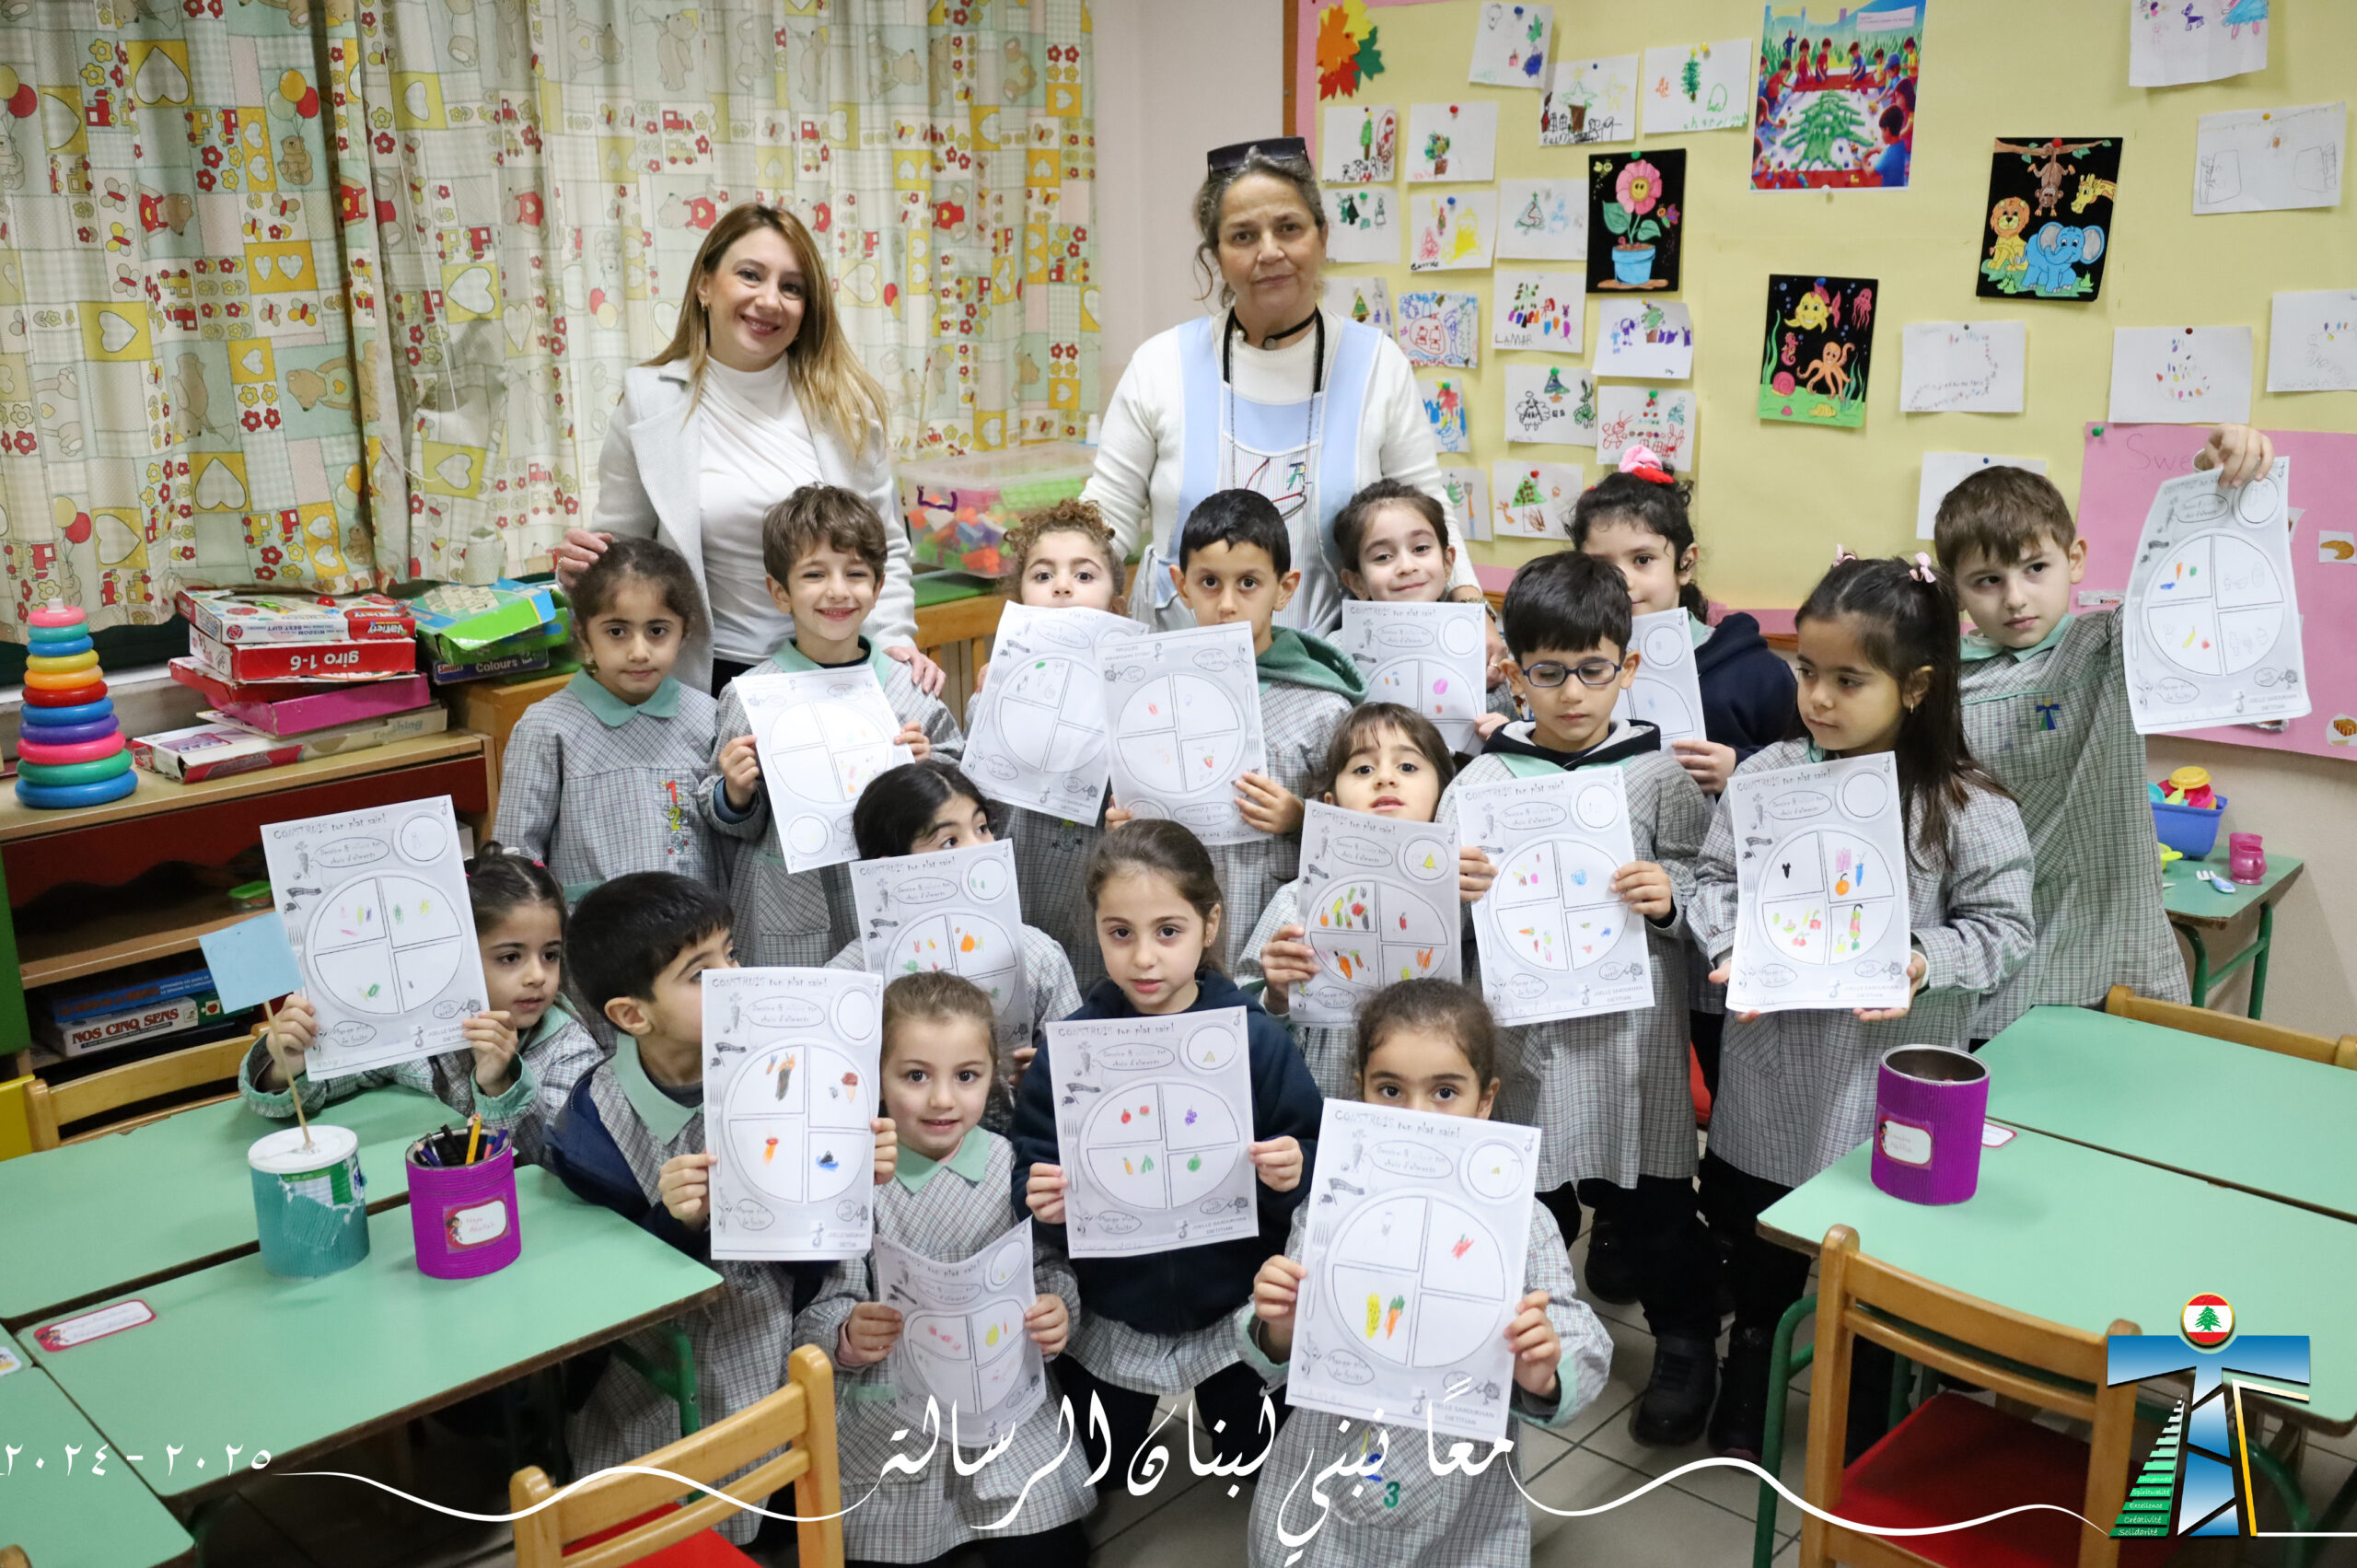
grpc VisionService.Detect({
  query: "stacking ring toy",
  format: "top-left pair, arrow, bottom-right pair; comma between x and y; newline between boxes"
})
14,771 -> 138,807
23,667 -> 106,692
17,750 -> 134,787
17,696 -> 114,727
14,715 -> 119,747
21,679 -> 107,706
26,631 -> 93,655
26,650 -> 99,676
17,733 -> 124,767
27,605 -> 87,631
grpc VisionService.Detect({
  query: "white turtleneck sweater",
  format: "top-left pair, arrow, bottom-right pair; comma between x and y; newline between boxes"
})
697,357 -> 824,664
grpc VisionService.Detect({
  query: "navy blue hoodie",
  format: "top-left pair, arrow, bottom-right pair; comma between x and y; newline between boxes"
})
1010,969 -> 1323,1337
1695,611 -> 1798,765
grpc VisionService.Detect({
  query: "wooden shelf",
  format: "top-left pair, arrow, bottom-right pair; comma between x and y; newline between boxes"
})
17,880 -> 254,990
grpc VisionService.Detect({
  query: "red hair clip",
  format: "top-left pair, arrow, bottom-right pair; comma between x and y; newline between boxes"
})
1617,444 -> 1676,485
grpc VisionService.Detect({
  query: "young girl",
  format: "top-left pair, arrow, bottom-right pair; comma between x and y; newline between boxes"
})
1333,479 -> 1515,739
986,500 -> 1128,992
1241,701 -> 1457,1096
798,972 -> 1095,1568
830,760 -> 1084,1125
1008,819 -> 1325,1483
1240,979 -> 1611,1568
1690,553 -> 2032,1460
495,536 -> 718,905
243,845 -> 605,1161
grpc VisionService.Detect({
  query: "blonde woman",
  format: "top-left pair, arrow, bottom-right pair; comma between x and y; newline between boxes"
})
556,203 -> 941,695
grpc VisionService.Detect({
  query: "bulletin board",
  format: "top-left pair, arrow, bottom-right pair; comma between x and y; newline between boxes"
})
1287,0 -> 2357,642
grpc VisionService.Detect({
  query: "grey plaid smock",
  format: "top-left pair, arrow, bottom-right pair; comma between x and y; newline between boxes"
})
795,1130 -> 1095,1562
701,643 -> 965,967
1237,1201 -> 1610,1568
1202,678 -> 1358,973
493,674 -> 718,905
997,804 -> 1109,994
1445,749 -> 1712,1193
1689,740 -> 2036,1190
1237,880 -> 1358,1099
1959,613 -> 2188,1036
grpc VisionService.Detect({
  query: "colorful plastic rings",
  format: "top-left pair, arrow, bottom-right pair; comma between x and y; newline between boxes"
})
17,750 -> 134,787
26,629 -> 93,653
25,650 -> 99,676
16,733 -> 125,767
23,668 -> 106,692
18,696 -> 115,726
20,679 -> 108,706
14,715 -> 120,746
13,772 -> 138,807
27,605 -> 87,631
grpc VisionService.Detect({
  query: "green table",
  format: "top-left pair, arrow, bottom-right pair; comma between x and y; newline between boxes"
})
0,1326 -> 194,1568
27,1167 -> 724,1506
2162,848 -> 2305,1017
1980,1006 -> 2357,1223
0,1087 -> 451,1328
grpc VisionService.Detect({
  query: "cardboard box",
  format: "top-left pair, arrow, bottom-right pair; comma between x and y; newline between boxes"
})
168,658 -> 433,737
429,650 -> 552,686
190,628 -> 416,684
44,993 -> 226,1058
177,588 -> 416,645
408,579 -> 568,664
133,703 -> 448,783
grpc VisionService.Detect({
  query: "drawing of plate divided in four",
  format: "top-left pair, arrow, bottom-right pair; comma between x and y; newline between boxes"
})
764,684 -> 900,862
721,986 -> 879,1223
872,854 -> 1023,1022
1081,1024 -> 1248,1225
974,614 -> 1122,803
1618,614 -> 1701,741
1303,830 -> 1457,1011
900,1233 -> 1035,1423
1107,645 -> 1254,830
1352,608 -> 1486,745
2141,475 -> 2293,691
1485,784 -> 1644,994
1753,768 -> 1897,974
307,812 -> 467,1018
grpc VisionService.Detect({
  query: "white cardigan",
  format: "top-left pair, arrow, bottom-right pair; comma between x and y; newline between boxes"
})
592,363 -> 918,691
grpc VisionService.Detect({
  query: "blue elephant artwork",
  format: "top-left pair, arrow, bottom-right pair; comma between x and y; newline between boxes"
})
1977,135 -> 2121,301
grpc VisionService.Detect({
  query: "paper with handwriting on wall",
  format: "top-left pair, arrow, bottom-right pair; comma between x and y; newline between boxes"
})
2129,0 -> 2269,87
2125,458 -> 2308,735
1491,461 -> 1581,540
1327,188 -> 1401,264
1336,602 -> 1490,754
1441,468 -> 1492,542
2268,291 -> 2357,392
1098,622 -> 1266,847
1596,385 -> 1696,472
962,603 -> 1141,819
1291,802 -> 1464,1026
704,967 -> 883,1260
1496,179 -> 1586,261
1916,454 -> 2049,540
1457,767 -> 1652,1024
875,1220 -> 1046,1446
852,839 -> 1031,1059
1491,271 -> 1585,354
2108,327 -> 2253,425
1321,104 -> 1397,185
1287,1099 -> 1539,1444
1641,41 -> 1753,135
1900,321 -> 2027,413
1610,608 -> 1707,746
1595,300 -> 1695,380
1504,363 -> 1596,447
1725,752 -> 1911,1015
1324,274 -> 1394,333
1410,191 -> 1499,272
1469,3 -> 1553,87
1048,1006 -> 1259,1258
262,796 -> 480,1081
2194,101 -> 2346,215
1541,54 -> 1639,145
738,668 -> 911,873
1407,101 -> 1499,182
1398,290 -> 1480,369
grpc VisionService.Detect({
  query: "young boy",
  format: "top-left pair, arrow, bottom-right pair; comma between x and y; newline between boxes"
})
1446,551 -> 1721,1447
1933,424 -> 2270,1038
701,483 -> 965,966
547,872 -> 900,1547
1332,477 -> 1515,738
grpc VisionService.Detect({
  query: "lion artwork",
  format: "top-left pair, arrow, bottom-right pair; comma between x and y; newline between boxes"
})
1986,196 -> 2033,278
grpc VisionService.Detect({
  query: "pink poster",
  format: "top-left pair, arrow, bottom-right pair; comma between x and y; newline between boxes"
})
2077,423 -> 2357,761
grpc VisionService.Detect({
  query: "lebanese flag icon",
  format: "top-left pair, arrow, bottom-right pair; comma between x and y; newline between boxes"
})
2183,1293 -> 2235,1349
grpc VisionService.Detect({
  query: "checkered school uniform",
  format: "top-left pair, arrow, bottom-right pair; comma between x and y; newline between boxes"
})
701,644 -> 964,967
1237,880 -> 1356,1099
999,805 -> 1109,993
1445,748 -> 1712,1193
493,674 -> 718,905
1205,679 -> 1357,974
1690,740 -> 2035,1190
1959,613 -> 2188,1036
1238,1202 -> 1611,1568
796,1130 -> 1095,1562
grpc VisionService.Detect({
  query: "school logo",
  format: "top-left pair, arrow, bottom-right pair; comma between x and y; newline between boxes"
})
2106,1294 -> 2310,1538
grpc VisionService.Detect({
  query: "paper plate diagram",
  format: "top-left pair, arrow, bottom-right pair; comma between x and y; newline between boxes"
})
308,875 -> 465,1016
1488,837 -> 1632,970
2143,532 -> 2287,677
1755,830 -> 1897,965
1325,1192 -> 1508,1368
765,700 -> 900,856
992,655 -> 1109,774
886,912 -> 1021,1008
1080,1079 -> 1242,1211
1306,876 -> 1455,992
904,1295 -> 1032,1420
725,1042 -> 870,1206
1114,674 -> 1247,797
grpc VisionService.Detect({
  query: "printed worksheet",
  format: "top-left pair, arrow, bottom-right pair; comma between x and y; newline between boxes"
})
2131,0 -> 2270,88
1407,101 -> 1500,182
2125,458 -> 2308,735
704,968 -> 882,1261
1492,271 -> 1585,354
1099,622 -> 1268,847
1899,322 -> 2027,413
1641,41 -> 1752,135
1495,179 -> 1586,261
2267,291 -> 2357,393
1468,3 -> 1552,87
263,796 -> 480,1081
1457,768 -> 1652,1025
875,1221 -> 1047,1446
1290,803 -> 1464,1027
2108,327 -> 2254,426
1336,601 -> 1490,754
737,668 -> 911,873
1047,1007 -> 1260,1259
1595,301 -> 1695,380
1724,752 -> 1912,1015
963,603 -> 1142,819
1916,454 -> 2049,540
1288,1100 -> 1540,1444
1503,363 -> 1596,446
1611,608 -> 1706,746
1541,54 -> 1639,146
852,840 -> 1031,1056
2195,102 -> 2345,215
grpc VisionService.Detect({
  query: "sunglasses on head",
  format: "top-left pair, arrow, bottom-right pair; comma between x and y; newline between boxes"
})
1206,137 -> 1307,172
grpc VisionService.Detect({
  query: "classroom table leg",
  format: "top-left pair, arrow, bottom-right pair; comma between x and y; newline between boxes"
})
1753,1294 -> 1817,1568
2178,922 -> 2214,1009
2248,900 -> 2276,1020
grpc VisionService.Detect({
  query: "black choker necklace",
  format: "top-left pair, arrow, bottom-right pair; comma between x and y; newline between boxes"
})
1222,308 -> 1326,396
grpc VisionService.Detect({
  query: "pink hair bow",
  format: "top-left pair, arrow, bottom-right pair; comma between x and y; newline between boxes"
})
1617,444 -> 1675,485
1910,552 -> 1938,583
1832,543 -> 1859,564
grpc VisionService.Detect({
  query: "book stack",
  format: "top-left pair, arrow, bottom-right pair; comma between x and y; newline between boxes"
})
34,958 -> 237,1060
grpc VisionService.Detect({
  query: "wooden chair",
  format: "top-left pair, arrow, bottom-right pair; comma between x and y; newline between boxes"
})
1797,1225 -> 2173,1568
2105,984 -> 2357,1069
22,1028 -> 260,1151
510,1343 -> 843,1568
2,1542 -> 32,1568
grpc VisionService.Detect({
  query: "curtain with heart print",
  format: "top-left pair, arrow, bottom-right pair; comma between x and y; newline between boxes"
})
0,6 -> 373,636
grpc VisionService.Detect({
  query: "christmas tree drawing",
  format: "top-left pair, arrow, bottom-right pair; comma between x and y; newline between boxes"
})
1516,191 -> 1545,234
1680,50 -> 1702,101
1543,366 -> 1570,398
1510,470 -> 1545,507
1782,92 -> 1873,170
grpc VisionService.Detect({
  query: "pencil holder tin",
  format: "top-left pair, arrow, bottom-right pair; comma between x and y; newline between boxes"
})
406,1138 -> 521,1280
250,1125 -> 371,1278
1870,1046 -> 1990,1206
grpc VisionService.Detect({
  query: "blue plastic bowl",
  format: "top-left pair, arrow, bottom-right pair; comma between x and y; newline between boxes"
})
2153,796 -> 2227,860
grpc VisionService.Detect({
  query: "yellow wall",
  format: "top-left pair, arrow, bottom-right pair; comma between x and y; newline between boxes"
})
1310,0 -> 2357,606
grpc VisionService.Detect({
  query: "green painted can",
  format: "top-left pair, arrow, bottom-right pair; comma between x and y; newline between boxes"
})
249,1124 -> 370,1278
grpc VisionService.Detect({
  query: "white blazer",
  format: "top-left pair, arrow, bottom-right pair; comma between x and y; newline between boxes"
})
592,362 -> 919,691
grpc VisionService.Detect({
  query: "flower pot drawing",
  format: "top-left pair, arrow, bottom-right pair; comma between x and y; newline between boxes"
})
1612,245 -> 1656,287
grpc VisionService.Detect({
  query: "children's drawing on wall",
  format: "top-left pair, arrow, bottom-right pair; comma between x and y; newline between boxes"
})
2267,290 -> 2357,393
1496,178 -> 1586,261
2108,326 -> 2254,425
1396,289 -> 1480,369
1468,4 -> 1553,87
1587,149 -> 1684,294
1899,321 -> 2026,413
1752,2 -> 1923,190
1541,53 -> 1638,146
1504,363 -> 1596,447
1457,768 -> 1654,1023
1491,461 -> 1582,540
1323,274 -> 1395,333
2124,458 -> 2307,734
1491,270 -> 1585,354
1319,103 -> 1397,185
1327,187 -> 1400,265
1596,386 -> 1694,472
1977,137 -> 2119,301
1313,0 -> 1387,101
2129,0 -> 2268,88
1440,468 -> 1492,542
2193,101 -> 2344,216
1641,40 -> 1752,135
1407,101 -> 1499,182
1759,274 -> 1877,429
1290,799 -> 1466,1018
1595,301 -> 1695,381
1725,752 -> 1912,1014
1410,191 -> 1498,272
1420,374 -> 1472,454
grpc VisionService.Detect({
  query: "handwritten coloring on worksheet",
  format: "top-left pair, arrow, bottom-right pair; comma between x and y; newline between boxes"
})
1594,300 -> 1695,381
1324,274 -> 1395,333
2194,102 -> 2345,215
1457,767 -> 1653,1025
1398,290 -> 1481,369
2108,327 -> 2254,425
1916,454 -> 2050,540
1288,1100 -> 1540,1444
1491,461 -> 1581,540
2130,0 -> 2270,88
1469,3 -> 1553,87
1595,385 -> 1696,472
262,796 -> 480,1081
1335,602 -> 1492,755
1099,622 -> 1268,848
1327,187 -> 1401,265
1320,104 -> 1397,185
737,668 -> 911,873
874,1221 -> 1047,1446
1495,179 -> 1586,261
1724,752 -> 1912,1015
1641,40 -> 1752,135
2267,291 -> 2357,393
1411,191 -> 1499,272
1407,101 -> 1500,182
1491,271 -> 1585,354
963,603 -> 1141,819
1291,802 -> 1464,1027
1047,1007 -> 1260,1259
1503,363 -> 1596,447
704,968 -> 883,1261
2124,458 -> 2308,736
1610,608 -> 1706,746
1899,321 -> 2027,413
852,840 -> 1031,1058
1541,54 -> 1639,145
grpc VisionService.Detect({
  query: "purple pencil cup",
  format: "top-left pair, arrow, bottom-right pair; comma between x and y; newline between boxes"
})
1870,1046 -> 1990,1206
406,1138 -> 522,1279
